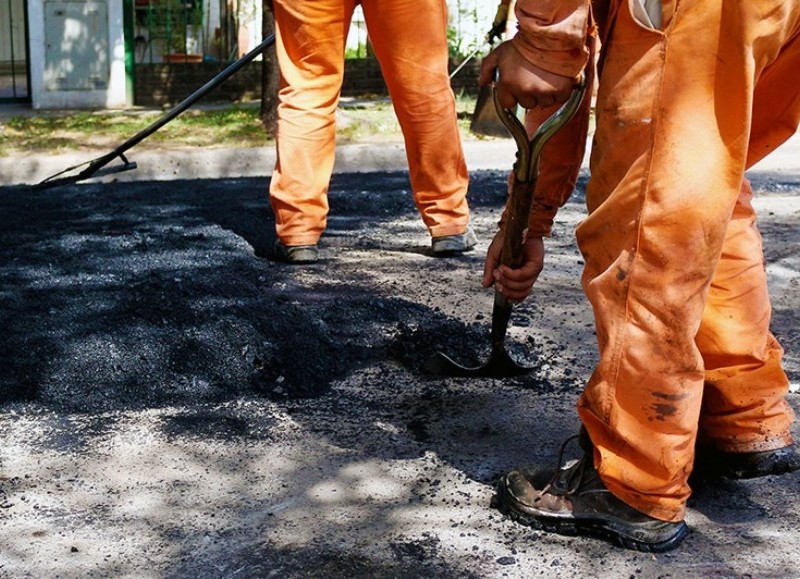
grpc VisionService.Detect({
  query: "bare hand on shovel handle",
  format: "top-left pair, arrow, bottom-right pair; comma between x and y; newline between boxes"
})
423,75 -> 588,378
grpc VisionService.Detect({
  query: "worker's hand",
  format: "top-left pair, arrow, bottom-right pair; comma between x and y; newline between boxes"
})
481,231 -> 545,303
485,1 -> 510,45
479,41 -> 575,110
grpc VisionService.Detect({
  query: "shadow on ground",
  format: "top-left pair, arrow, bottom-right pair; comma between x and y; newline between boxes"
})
0,169 -> 798,578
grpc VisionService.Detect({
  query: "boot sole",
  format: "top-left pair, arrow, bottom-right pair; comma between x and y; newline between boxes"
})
691,447 -> 800,481
491,490 -> 690,553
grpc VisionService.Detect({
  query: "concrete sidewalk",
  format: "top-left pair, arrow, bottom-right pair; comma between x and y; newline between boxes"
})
3,128 -> 800,187
0,138 -> 519,187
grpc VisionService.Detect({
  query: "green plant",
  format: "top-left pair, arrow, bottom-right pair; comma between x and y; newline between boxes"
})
147,0 -> 203,54
447,26 -> 462,59
344,45 -> 368,60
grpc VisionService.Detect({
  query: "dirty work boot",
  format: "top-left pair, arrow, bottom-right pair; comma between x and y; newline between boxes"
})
691,444 -> 800,481
273,240 -> 319,264
492,435 -> 689,553
431,226 -> 478,256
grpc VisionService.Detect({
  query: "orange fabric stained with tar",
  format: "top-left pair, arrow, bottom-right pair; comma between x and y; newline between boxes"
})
510,0 -> 800,523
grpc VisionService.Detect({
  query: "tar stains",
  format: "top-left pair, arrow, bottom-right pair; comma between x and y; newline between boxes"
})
496,555 -> 517,565
390,534 -> 441,562
388,319 -> 497,373
161,409 -> 253,440
650,403 -> 677,421
649,391 -> 684,421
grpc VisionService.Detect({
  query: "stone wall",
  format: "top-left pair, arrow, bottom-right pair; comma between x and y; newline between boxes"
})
134,57 -> 482,107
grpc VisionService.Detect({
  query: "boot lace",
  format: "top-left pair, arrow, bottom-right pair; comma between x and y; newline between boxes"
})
538,434 -> 593,498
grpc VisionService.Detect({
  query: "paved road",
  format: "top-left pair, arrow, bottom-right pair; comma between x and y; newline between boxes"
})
1,121 -> 799,578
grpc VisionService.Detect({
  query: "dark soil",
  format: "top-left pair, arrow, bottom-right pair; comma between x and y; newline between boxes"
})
0,170 -> 564,412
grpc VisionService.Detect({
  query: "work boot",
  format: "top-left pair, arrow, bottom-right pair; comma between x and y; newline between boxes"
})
273,240 -> 319,264
492,435 -> 689,553
691,444 -> 800,481
431,226 -> 478,256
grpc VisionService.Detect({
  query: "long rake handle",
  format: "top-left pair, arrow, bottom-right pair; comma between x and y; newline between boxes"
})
113,33 -> 276,156
35,34 -> 277,189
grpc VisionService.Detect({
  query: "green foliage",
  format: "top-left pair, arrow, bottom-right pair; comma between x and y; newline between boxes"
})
344,46 -> 367,60
447,26 -> 462,59
0,97 -> 481,157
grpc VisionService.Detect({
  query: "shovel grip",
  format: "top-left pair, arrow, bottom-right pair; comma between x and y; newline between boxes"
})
500,178 -> 536,269
493,74 -> 588,270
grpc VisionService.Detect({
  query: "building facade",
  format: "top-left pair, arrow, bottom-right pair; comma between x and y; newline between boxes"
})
1,0 -> 500,109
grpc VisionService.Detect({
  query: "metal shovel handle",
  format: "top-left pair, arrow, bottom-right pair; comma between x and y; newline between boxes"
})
421,76 -> 589,378
492,76 -> 588,271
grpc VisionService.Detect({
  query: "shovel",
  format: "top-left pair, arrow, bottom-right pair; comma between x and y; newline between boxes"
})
470,82 -> 509,138
456,19 -> 510,138
423,76 -> 588,378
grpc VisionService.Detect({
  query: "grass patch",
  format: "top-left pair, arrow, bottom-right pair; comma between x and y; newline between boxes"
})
0,95 -> 483,157
0,106 -> 269,156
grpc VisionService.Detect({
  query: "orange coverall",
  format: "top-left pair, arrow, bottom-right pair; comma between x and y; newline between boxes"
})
515,0 -> 800,522
269,0 -> 470,247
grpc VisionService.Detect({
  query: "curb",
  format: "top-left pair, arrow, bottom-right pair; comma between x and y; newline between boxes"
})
3,131 -> 800,187
0,139 -> 521,187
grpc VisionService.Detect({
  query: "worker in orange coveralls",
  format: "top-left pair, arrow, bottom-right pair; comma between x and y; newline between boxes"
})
268,0 -> 477,264
480,0 -> 800,552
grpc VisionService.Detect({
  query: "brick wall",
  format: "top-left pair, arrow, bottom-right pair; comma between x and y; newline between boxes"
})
134,57 -> 482,107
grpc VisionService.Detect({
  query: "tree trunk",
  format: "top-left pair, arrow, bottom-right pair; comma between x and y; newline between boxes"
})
260,3 -> 278,136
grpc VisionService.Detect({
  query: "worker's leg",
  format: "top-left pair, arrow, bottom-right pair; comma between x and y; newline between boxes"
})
696,21 -> 800,450
359,0 -> 470,237
696,179 -> 794,451
269,0 -> 356,246
574,0 -> 800,522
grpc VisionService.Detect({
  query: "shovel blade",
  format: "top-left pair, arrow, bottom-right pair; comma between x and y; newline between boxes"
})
470,84 -> 511,138
423,349 -> 533,378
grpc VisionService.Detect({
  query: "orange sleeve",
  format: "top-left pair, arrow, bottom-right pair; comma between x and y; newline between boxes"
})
497,100 -> 590,239
525,94 -> 591,238
498,33 -> 596,238
511,0 -> 592,78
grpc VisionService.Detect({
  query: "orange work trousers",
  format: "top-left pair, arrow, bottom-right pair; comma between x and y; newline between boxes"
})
567,0 -> 800,522
269,0 -> 470,246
